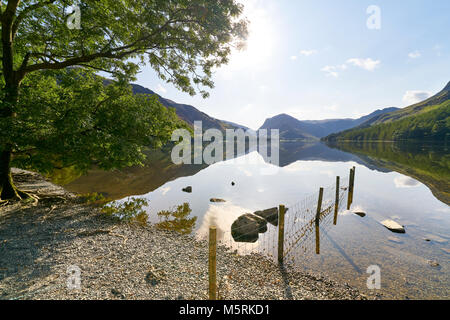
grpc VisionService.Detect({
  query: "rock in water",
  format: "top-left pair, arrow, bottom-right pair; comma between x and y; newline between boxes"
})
231,213 -> 268,243
182,186 -> 192,193
381,219 -> 405,234
254,207 -> 279,226
210,198 -> 226,203
231,182 -> 235,186
427,260 -> 440,268
423,234 -> 448,244
354,212 -> 366,218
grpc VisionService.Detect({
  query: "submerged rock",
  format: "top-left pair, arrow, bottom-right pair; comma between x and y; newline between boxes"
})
231,213 -> 268,243
254,207 -> 279,226
423,234 -> 448,244
427,260 -> 440,268
210,198 -> 226,203
182,186 -> 192,193
381,219 -> 405,234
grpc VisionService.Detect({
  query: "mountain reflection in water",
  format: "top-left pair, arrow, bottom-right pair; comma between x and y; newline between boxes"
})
60,141 -> 449,206
53,141 -> 449,300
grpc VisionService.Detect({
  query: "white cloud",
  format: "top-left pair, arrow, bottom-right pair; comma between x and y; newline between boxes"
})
160,186 -> 171,195
346,58 -> 380,71
155,83 -> 167,94
402,90 -> 431,105
408,51 -> 421,59
321,64 -> 347,78
300,49 -> 318,56
290,55 -> 298,60
394,176 -> 420,188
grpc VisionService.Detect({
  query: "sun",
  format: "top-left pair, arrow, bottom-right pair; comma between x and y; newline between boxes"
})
222,2 -> 277,71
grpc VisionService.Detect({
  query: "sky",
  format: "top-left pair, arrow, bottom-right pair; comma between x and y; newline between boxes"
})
135,0 -> 450,130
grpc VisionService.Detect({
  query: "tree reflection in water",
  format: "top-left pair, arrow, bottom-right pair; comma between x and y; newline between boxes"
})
155,203 -> 197,235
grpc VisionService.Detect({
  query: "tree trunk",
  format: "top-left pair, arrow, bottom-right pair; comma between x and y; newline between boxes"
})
0,148 -> 21,200
1,0 -> 27,201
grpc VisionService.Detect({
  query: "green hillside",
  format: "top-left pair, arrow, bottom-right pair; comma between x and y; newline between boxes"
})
325,81 -> 450,142
365,81 -> 450,126
326,100 -> 450,141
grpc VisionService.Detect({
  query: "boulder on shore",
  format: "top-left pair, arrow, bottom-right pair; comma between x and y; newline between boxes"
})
254,207 -> 279,226
231,213 -> 268,243
381,219 -> 405,234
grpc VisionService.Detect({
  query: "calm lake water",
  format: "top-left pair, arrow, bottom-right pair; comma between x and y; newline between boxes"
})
62,141 -> 450,300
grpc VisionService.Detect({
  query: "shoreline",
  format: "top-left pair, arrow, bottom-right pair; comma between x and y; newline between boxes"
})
0,169 -> 366,300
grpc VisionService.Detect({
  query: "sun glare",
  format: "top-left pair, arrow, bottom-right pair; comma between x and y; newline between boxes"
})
223,2 -> 276,72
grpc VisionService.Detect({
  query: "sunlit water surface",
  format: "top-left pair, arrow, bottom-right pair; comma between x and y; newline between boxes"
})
65,142 -> 449,299
135,151 -> 449,300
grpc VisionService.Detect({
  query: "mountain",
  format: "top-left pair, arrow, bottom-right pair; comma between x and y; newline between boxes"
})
259,107 -> 398,140
130,83 -> 242,132
259,114 -> 317,140
361,81 -> 450,127
325,81 -> 450,141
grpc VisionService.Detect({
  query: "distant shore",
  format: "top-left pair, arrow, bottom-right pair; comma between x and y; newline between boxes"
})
0,169 -> 366,300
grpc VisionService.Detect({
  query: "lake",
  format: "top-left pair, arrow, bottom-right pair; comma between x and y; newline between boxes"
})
59,141 -> 450,300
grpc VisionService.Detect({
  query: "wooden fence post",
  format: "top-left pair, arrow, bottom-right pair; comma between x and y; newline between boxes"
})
315,188 -> 324,255
208,226 -> 217,300
334,176 -> 340,225
277,205 -> 286,265
350,166 -> 356,205
347,168 -> 354,210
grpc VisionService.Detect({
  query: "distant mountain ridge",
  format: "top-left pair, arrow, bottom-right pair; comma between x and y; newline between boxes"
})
128,80 -> 449,142
131,83 -> 242,132
259,107 -> 399,140
359,81 -> 450,128
325,81 -> 450,141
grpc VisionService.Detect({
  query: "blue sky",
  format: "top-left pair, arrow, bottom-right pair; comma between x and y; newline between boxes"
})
135,0 -> 450,130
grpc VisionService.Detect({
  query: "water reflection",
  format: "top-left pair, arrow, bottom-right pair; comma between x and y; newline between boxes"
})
61,141 -> 449,207
57,141 -> 449,299
327,141 -> 450,205
155,203 -> 197,235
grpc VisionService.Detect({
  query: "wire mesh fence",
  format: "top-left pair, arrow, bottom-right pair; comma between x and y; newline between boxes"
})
214,169 -> 353,264
207,167 -> 356,299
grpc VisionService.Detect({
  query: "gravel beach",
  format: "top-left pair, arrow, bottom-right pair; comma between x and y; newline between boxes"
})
0,169 -> 366,300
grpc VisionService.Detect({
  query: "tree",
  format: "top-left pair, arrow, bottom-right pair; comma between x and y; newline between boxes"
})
0,0 -> 248,201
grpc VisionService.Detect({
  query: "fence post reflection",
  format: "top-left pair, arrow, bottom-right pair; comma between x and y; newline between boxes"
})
334,176 -> 340,225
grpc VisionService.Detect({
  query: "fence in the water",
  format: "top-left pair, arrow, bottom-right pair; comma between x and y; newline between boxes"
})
208,166 -> 356,299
